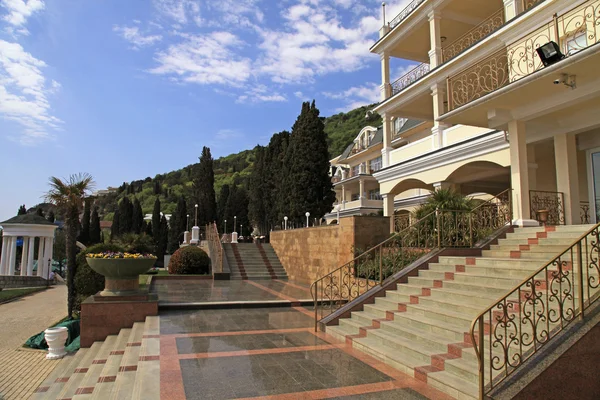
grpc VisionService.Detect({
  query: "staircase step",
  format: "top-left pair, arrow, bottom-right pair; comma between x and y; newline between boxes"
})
90,328 -> 131,400
31,348 -> 91,400
71,335 -> 118,399
427,369 -> 478,400
109,323 -> 145,400
351,335 -> 424,376
131,318 -> 160,400
56,341 -> 104,400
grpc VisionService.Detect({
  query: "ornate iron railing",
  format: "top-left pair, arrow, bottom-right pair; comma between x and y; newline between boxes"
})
581,201 -> 591,224
206,222 -> 223,273
311,190 -> 512,330
388,0 -> 426,30
442,8 -> 506,63
394,214 -> 411,232
391,63 -> 430,96
530,190 -> 565,226
470,223 -> 600,399
448,0 -> 600,111
523,0 -> 546,11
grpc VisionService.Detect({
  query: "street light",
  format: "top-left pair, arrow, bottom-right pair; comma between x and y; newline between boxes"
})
194,204 -> 198,226
240,224 -> 243,237
224,219 -> 227,234
284,216 -> 288,230
234,216 -> 237,232
186,214 -> 190,231
305,212 -> 310,228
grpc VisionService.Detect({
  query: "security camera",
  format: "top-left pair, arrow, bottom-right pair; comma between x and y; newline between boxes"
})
553,78 -> 561,85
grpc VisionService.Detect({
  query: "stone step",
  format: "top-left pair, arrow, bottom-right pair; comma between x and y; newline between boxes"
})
56,341 -> 104,400
351,335 -> 425,377
489,244 -> 575,253
71,334 -> 118,399
427,369 -> 478,400
407,300 -> 479,325
388,312 -> 467,342
364,328 -> 434,365
419,270 -> 523,288
109,322 -> 145,400
132,317 -> 160,400
31,347 -> 91,399
439,256 -> 544,269
377,320 -> 449,354
90,328 -> 131,400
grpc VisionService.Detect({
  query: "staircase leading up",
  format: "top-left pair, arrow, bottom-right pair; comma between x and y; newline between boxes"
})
223,243 -> 288,280
31,316 -> 160,400
325,224 -> 595,400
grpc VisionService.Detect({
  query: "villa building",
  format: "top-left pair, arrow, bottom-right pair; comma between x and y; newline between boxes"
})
369,0 -> 600,231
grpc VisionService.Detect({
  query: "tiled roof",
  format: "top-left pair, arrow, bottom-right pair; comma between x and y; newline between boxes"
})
0,214 -> 56,226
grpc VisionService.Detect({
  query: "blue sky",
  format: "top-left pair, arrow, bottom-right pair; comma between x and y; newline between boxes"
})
0,0 -> 414,222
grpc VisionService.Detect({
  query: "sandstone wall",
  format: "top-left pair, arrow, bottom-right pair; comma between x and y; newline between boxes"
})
270,216 -> 390,285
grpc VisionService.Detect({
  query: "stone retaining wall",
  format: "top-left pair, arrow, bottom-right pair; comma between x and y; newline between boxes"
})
0,275 -> 48,289
270,216 -> 390,285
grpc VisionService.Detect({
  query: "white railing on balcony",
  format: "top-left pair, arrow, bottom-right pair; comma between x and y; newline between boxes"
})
391,63 -> 430,96
388,0 -> 427,30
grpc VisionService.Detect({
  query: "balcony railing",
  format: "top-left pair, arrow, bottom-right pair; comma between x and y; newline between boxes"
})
388,0 -> 426,30
442,8 -> 505,63
448,0 -> 600,111
391,63 -> 430,96
530,190 -> 565,226
581,201 -> 591,224
523,0 -> 545,11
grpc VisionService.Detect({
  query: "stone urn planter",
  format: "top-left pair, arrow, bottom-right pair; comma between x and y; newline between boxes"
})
45,326 -> 68,359
86,256 -> 156,296
537,209 -> 550,226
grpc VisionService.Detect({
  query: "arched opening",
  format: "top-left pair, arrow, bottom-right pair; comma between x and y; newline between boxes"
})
389,179 -> 434,197
445,161 -> 510,197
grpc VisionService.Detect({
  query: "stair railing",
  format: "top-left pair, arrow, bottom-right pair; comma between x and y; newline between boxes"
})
206,222 -> 224,274
470,222 -> 600,399
311,190 -> 513,331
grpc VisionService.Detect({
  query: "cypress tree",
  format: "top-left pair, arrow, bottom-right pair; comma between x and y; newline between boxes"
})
249,146 -> 267,229
111,208 -> 121,240
192,146 -> 218,226
17,205 -> 27,215
90,207 -> 101,245
132,197 -> 144,234
283,101 -> 335,221
217,184 -> 230,224
152,197 -> 161,241
168,196 -> 187,253
146,220 -> 153,236
157,215 -> 169,265
47,210 -> 55,223
78,200 -> 91,245
118,197 -> 133,234
36,207 -> 45,217
266,131 -> 290,225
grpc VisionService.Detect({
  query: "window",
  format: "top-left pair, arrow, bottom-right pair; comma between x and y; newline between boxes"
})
369,190 -> 382,200
563,31 -> 587,55
351,165 -> 360,177
370,157 -> 382,173
351,193 -> 360,201
394,118 -> 407,136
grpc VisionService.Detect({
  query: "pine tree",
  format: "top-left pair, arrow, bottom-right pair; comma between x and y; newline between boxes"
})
283,101 -> 336,222
17,205 -> 27,215
157,215 -> 169,265
111,208 -> 121,240
217,184 -> 230,224
192,146 -> 218,226
152,197 -> 161,242
118,197 -> 133,234
78,199 -> 91,245
47,210 -> 55,223
90,207 -> 101,245
132,197 -> 144,234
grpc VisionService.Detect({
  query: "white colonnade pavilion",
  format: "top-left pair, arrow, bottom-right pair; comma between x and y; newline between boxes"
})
0,214 -> 57,279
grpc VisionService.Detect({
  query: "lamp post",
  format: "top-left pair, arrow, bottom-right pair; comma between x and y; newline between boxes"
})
186,214 -> 190,231
305,212 -> 310,228
284,216 -> 288,230
234,216 -> 237,232
240,224 -> 243,237
224,220 -> 227,234
194,204 -> 198,226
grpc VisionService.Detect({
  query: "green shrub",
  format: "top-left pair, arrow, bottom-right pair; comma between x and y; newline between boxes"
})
168,246 -> 210,275
73,243 -> 125,311
113,233 -> 154,254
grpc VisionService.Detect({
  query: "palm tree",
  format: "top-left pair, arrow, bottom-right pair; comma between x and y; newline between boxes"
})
45,173 -> 95,318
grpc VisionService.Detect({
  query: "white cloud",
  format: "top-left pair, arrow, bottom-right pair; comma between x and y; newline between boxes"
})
215,128 -> 242,140
0,40 -> 61,145
1,0 -> 44,36
148,31 -> 252,86
113,25 -> 162,49
294,91 -> 304,99
323,82 -> 380,112
236,84 -> 287,104
153,0 -> 202,26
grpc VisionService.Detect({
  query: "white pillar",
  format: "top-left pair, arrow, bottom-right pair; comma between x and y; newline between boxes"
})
27,237 -> 35,276
46,236 -> 54,278
0,236 -> 8,275
428,10 -> 443,68
359,179 -> 365,199
383,194 -> 395,233
509,120 -> 538,226
380,52 -> 391,100
555,133 -> 580,225
8,236 -> 17,275
382,114 -> 393,168
503,0 -> 522,20
37,237 -> 45,277
342,185 -> 346,210
431,82 -> 449,149
20,237 -> 29,276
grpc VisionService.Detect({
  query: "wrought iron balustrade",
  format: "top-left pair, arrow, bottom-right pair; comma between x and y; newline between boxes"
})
447,0 -> 600,111
442,8 -> 505,63
581,201 -> 591,224
311,190 -> 512,330
523,0 -> 546,11
388,0 -> 426,30
391,63 -> 430,96
394,214 -> 411,232
206,222 -> 223,273
530,190 -> 565,226
470,223 -> 600,399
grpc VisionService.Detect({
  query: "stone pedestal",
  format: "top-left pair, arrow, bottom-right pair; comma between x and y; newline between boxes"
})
231,232 -> 238,243
80,293 -> 158,348
183,231 -> 190,244
191,226 -> 200,244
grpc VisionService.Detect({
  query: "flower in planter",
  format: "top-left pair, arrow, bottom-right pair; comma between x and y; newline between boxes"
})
87,252 -> 157,260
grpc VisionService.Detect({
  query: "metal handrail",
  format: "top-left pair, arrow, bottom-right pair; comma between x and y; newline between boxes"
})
390,63 -> 430,96
388,0 -> 426,30
470,222 -> 600,398
206,222 -> 223,274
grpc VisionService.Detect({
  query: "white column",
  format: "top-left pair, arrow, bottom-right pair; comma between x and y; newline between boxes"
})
380,52 -> 391,100
509,120 -> 538,226
46,236 -> 54,278
431,82 -> 449,149
20,237 -> 29,276
381,113 -> 393,168
37,237 -> 45,277
359,179 -> 365,199
383,194 -> 395,233
555,133 -> 580,225
503,0 -> 522,20
27,237 -> 35,276
0,236 -> 8,275
8,236 -> 17,275
342,185 -> 346,210
428,10 -> 443,68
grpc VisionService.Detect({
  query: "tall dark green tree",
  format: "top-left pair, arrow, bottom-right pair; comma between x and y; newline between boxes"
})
132,197 -> 144,234
89,207 -> 101,245
192,146 -> 217,226
145,220 -> 153,236
111,208 -> 121,240
152,197 -> 161,239
78,199 -> 91,245
46,210 -> 55,223
168,196 -> 187,253
283,101 -> 336,222
217,184 -> 230,224
223,185 -> 250,234
157,215 -> 169,265
118,197 -> 133,234
17,205 -> 27,215
265,131 -> 290,225
36,207 -> 45,217
249,146 -> 267,228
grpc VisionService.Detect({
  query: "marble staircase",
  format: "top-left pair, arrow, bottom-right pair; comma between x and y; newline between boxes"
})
223,243 -> 288,280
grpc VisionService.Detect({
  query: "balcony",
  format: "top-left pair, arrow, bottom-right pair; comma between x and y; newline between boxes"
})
333,198 -> 384,212
388,0 -> 426,31
446,0 -> 600,113
391,63 -> 430,96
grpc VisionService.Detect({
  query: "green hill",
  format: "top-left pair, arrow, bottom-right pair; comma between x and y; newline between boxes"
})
92,103 -> 381,219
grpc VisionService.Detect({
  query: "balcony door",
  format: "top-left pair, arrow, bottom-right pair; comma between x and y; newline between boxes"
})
588,148 -> 600,224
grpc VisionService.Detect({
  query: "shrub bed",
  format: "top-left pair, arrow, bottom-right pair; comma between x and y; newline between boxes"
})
168,246 -> 210,275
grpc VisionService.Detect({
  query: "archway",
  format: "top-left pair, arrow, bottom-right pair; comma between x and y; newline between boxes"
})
444,161 -> 510,196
